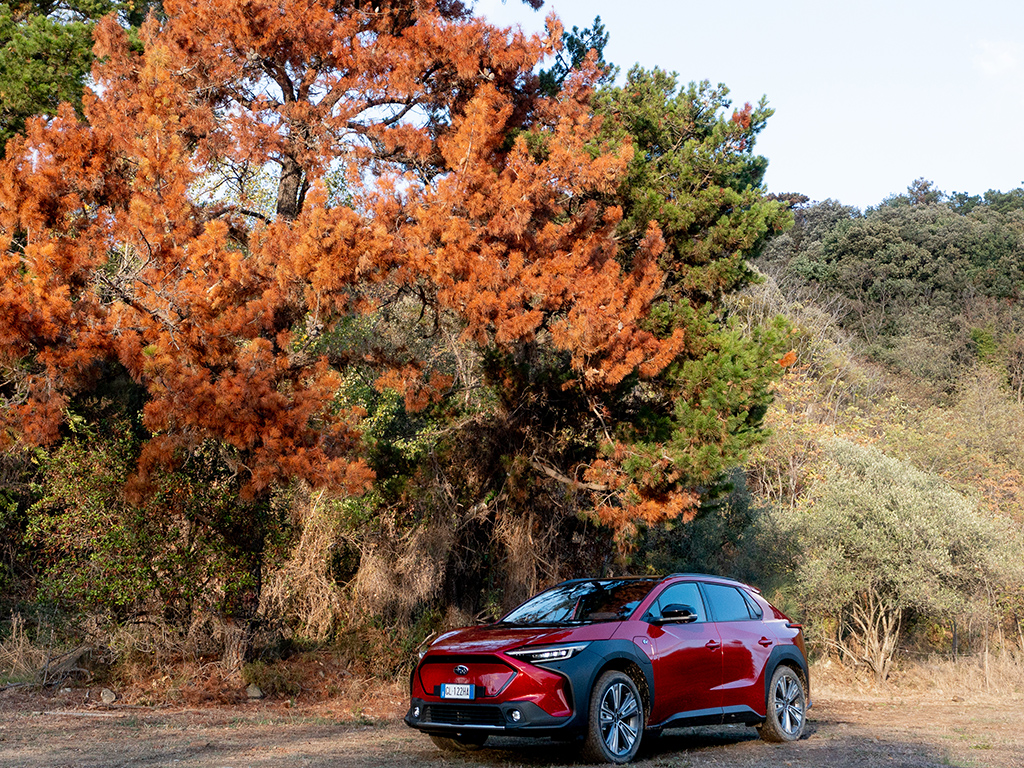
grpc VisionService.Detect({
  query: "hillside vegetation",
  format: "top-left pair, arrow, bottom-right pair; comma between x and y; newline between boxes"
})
734,184 -> 1024,680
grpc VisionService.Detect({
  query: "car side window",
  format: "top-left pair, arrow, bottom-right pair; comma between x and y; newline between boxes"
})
741,589 -> 763,619
703,583 -> 756,622
648,582 -> 707,623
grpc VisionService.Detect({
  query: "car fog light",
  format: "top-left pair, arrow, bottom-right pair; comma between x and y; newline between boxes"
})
412,706 -> 421,718
509,709 -> 522,722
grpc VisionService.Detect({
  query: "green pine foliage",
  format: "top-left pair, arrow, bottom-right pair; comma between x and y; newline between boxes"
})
595,69 -> 789,297
0,1 -> 161,147
0,5 -> 92,146
538,15 -> 617,97
593,67 -> 794,497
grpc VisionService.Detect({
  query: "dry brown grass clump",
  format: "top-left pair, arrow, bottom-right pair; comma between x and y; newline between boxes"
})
0,614 -> 49,684
0,613 -> 94,688
260,490 -> 349,642
352,518 -> 454,621
812,649 -> 1024,703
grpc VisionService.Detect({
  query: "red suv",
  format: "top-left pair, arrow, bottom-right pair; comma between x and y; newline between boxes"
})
405,574 -> 809,763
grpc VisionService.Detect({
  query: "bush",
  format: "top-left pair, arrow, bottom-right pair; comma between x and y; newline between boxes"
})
782,439 -> 1023,680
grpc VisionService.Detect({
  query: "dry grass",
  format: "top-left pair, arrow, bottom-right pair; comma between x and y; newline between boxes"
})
0,614 -> 49,685
812,649 -> 1024,703
260,490 -> 348,642
102,612 -> 225,666
8,605 -> 1024,726
352,518 -> 453,621
493,511 -> 543,609
0,614 -> 96,688
2,608 -> 273,698
895,651 -> 1024,700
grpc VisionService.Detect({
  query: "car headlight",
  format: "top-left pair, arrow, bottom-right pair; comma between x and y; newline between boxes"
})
507,643 -> 589,664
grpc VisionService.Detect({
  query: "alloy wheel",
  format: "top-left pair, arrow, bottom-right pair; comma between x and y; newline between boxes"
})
772,670 -> 805,736
598,681 -> 642,756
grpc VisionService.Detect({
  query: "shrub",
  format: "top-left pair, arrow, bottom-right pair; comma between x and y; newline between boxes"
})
782,439 -> 1023,681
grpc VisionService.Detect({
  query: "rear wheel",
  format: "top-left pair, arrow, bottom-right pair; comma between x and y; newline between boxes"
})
582,670 -> 645,764
428,732 -> 488,751
759,665 -> 806,742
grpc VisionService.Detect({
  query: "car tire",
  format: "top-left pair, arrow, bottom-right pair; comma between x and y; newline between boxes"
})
428,732 -> 488,751
759,665 -> 806,742
582,670 -> 645,764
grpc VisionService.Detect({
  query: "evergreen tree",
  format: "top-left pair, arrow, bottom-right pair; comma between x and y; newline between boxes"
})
0,2 -> 161,147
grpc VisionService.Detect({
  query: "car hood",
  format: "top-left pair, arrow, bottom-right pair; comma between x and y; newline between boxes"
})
426,622 -> 614,655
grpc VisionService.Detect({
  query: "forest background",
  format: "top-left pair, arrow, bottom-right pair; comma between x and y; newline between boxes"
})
1,0 -> 1022,699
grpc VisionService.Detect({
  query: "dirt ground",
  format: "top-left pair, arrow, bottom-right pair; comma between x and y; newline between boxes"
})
1,683 -> 1022,768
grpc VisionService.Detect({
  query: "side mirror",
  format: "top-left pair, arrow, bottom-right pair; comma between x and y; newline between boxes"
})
652,604 -> 698,625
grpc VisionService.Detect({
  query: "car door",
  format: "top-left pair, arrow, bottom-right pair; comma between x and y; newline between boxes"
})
702,582 -> 774,714
638,581 -> 723,726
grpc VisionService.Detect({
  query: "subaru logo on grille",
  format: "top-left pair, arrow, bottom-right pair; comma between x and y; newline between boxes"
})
454,665 -> 469,676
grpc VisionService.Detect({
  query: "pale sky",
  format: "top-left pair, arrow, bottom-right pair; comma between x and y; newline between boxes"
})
474,0 -> 1024,210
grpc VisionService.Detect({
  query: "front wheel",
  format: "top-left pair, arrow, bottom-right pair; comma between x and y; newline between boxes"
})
582,670 -> 645,764
428,732 -> 488,751
759,665 -> 806,742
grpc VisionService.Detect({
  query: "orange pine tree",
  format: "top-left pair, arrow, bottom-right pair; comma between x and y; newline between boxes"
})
2,4 -> 794,622
1,0 -> 702,587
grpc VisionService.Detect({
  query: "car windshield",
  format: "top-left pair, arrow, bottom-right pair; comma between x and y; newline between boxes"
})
499,579 -> 660,625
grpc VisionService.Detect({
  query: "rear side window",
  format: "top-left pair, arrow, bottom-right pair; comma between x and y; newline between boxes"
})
741,590 -> 764,619
703,583 -> 757,622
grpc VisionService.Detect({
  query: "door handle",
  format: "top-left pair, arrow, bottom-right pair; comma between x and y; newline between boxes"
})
705,639 -> 721,651
758,637 -> 773,647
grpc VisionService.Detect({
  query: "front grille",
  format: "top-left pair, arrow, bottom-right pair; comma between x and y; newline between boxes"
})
418,655 -> 516,698
423,703 -> 504,727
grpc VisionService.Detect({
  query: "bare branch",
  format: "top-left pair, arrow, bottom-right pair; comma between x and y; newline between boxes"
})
530,458 -> 609,492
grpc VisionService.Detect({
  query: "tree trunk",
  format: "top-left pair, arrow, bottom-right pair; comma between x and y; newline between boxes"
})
221,616 -> 251,673
220,507 -> 267,672
276,154 -> 307,220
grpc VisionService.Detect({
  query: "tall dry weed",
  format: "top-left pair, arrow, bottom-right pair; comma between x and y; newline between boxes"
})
260,490 -> 348,641
0,613 -> 94,687
814,648 -> 1024,702
897,650 -> 1024,699
493,510 -> 571,609
493,511 -> 540,608
0,614 -> 48,683
98,610 -> 223,668
352,517 -> 454,621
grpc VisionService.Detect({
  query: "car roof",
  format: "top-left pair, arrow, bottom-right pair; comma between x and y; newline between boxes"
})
554,575 -> 661,586
664,573 -> 761,593
554,573 -> 758,592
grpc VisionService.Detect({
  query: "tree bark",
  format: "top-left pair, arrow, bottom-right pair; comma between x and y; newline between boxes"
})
276,155 -> 307,220
221,616 -> 250,673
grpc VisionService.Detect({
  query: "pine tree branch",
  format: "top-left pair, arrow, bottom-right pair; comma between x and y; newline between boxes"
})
529,458 -> 609,492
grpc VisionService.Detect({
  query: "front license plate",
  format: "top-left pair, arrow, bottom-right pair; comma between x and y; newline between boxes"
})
440,683 -> 474,700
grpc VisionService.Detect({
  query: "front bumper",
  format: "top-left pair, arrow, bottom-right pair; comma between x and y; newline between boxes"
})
405,697 -> 570,733
408,650 -> 578,735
